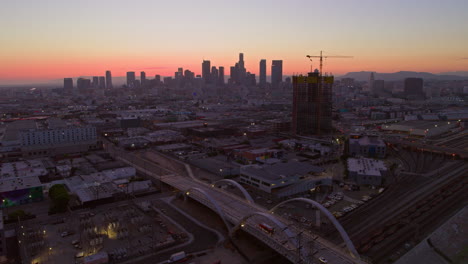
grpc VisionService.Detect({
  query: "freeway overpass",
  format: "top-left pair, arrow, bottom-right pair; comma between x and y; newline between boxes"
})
103,146 -> 363,264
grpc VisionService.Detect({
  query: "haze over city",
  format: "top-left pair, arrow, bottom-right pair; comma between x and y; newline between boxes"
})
1,0 -> 467,84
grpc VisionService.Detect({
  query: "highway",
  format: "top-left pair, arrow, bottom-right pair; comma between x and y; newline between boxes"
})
103,141 -> 363,264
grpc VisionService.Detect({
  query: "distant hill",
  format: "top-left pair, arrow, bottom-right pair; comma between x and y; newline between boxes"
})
338,71 -> 468,81
439,71 -> 468,77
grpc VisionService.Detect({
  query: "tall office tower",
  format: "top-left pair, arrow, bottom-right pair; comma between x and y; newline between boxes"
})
211,66 -> 218,84
140,71 -> 146,86
271,60 -> 283,88
92,76 -> 99,88
230,66 -> 237,84
368,72 -> 375,92
184,70 -> 194,80
98,76 -> 106,89
239,53 -> 244,69
126,72 -> 136,87
404,77 -> 424,99
238,53 -> 246,84
175,68 -> 183,80
202,60 -> 211,84
64,78 -> 73,90
292,70 -> 334,136
105,70 -> 113,88
155,75 -> 161,82
259,59 -> 266,87
246,72 -> 256,86
218,66 -> 225,85
77,78 -> 91,89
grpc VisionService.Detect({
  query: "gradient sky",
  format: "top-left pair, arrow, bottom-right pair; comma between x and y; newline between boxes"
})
1,0 -> 467,84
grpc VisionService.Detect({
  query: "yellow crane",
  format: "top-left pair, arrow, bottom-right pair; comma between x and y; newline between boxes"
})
306,51 -> 353,76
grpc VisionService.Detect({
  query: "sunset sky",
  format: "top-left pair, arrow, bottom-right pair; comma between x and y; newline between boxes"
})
1,0 -> 467,84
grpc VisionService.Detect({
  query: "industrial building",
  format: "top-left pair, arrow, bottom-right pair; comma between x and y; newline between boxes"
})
347,157 -> 387,186
1,118 -> 99,158
239,161 -> 325,196
381,120 -> 458,138
348,134 -> 387,158
292,70 -> 334,135
0,160 -> 47,208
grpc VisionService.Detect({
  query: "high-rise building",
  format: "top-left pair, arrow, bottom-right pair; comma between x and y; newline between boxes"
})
140,71 -> 146,86
92,76 -> 99,88
63,78 -> 73,90
238,53 -> 246,84
218,66 -> 225,85
126,72 -> 136,88
259,59 -> 266,87
230,66 -> 237,84
77,78 -> 91,89
404,78 -> 424,99
292,70 -> 333,135
184,70 -> 194,80
105,70 -> 113,88
202,60 -> 211,84
155,75 -> 161,82
246,72 -> 256,86
271,60 -> 283,88
98,76 -> 106,89
211,66 -> 218,84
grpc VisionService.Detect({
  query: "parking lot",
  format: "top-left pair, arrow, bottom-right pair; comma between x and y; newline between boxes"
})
20,202 -> 187,264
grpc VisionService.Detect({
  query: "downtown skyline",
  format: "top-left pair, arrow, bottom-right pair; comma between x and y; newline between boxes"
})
1,0 -> 467,84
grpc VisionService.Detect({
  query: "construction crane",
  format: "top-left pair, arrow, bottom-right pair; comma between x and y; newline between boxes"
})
306,51 -> 353,76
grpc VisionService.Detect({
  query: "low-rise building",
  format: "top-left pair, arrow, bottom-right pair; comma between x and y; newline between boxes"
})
347,157 -> 387,186
348,134 -> 386,158
239,161 -> 324,194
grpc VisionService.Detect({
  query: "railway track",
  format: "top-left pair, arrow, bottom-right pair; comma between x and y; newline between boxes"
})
327,161 -> 467,262
363,168 -> 468,263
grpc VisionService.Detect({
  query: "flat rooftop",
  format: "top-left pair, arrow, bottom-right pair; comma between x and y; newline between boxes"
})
241,161 -> 324,182
347,157 -> 387,177
0,176 -> 42,193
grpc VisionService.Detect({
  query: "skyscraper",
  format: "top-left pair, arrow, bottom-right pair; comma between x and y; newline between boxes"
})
238,53 -> 246,84
259,59 -> 266,87
64,78 -> 73,90
140,71 -> 146,86
218,66 -> 225,85
211,66 -> 218,84
155,75 -> 161,82
77,78 -> 91,90
271,60 -> 283,88
126,72 -> 136,87
105,70 -> 113,88
99,76 -> 106,89
92,76 -> 99,88
292,70 -> 333,135
230,66 -> 237,84
202,60 -> 211,84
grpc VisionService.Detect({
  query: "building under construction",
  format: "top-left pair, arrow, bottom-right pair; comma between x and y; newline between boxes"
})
292,70 -> 334,136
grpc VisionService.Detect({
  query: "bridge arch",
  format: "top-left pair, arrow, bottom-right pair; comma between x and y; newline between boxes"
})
269,198 -> 359,259
184,187 -> 232,232
212,179 -> 254,204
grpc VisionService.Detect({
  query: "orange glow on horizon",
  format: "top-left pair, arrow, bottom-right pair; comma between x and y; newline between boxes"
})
0,54 -> 467,81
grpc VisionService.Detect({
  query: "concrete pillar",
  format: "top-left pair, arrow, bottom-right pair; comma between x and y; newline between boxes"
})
315,210 -> 321,227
